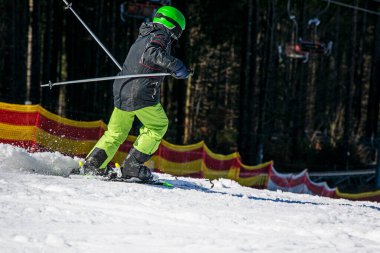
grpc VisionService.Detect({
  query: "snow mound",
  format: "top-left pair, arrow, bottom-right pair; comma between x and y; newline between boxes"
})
0,143 -> 78,176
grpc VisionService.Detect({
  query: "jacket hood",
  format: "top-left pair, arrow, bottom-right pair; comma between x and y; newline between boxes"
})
138,22 -> 154,37
138,22 -> 171,37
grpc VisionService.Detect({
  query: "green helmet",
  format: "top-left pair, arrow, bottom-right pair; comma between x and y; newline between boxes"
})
153,6 -> 186,39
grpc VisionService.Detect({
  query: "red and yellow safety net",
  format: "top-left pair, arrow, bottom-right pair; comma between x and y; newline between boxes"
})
1,101 -> 379,202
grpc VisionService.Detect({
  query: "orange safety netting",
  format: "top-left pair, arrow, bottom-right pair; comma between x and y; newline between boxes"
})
1,101 -> 379,202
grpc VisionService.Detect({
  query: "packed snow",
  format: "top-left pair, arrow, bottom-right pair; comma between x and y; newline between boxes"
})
0,143 -> 379,253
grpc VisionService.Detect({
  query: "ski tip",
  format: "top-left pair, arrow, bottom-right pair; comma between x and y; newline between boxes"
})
115,163 -> 121,168
161,181 -> 174,187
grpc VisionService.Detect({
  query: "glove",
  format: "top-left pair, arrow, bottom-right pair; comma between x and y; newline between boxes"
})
171,60 -> 191,79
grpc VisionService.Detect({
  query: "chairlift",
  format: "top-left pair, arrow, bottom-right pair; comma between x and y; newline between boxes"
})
120,0 -> 171,22
299,15 -> 333,56
279,0 -> 332,63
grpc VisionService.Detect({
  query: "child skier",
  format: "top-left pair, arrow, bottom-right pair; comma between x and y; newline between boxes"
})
77,6 -> 191,181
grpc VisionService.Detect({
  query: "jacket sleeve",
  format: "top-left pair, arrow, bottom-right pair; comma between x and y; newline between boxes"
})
142,32 -> 182,73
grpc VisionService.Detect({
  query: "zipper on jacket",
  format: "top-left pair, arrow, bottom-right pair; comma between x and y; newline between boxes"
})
152,82 -> 159,99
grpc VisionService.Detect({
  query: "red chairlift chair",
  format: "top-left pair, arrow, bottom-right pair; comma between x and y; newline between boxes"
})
279,0 -> 332,63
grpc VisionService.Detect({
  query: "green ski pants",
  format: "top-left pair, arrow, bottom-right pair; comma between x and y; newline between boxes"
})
89,104 -> 169,168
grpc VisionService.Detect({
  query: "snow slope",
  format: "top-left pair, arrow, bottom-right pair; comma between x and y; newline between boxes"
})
0,143 -> 379,253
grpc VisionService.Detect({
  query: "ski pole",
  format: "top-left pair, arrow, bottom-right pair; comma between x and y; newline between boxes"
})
41,73 -> 171,89
62,0 -> 123,71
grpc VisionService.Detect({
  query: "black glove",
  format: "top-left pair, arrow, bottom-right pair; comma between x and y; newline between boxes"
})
172,60 -> 191,79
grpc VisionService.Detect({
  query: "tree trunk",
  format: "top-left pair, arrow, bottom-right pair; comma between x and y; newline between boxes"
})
256,0 -> 276,164
0,1 -> 6,97
41,0 -> 61,113
9,0 -> 28,104
26,0 -> 33,103
183,74 -> 192,144
343,0 -> 359,168
30,0 -> 41,104
366,8 -> 380,143
238,0 -> 258,164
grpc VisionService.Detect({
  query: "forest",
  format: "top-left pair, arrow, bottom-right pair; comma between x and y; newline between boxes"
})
0,0 -> 379,174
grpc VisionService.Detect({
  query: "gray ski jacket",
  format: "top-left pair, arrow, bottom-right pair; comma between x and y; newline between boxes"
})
113,22 -> 183,111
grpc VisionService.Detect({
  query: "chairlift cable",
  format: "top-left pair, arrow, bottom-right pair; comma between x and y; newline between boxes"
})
322,0 -> 380,16
286,0 -> 299,45
314,0 -> 331,18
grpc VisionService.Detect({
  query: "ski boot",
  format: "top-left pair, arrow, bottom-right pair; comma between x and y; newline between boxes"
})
70,148 -> 112,176
121,148 -> 153,181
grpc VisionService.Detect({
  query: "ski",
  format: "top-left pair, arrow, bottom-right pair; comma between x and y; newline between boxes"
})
104,175 -> 174,188
69,173 -> 175,188
69,161 -> 174,188
69,161 -> 212,190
